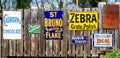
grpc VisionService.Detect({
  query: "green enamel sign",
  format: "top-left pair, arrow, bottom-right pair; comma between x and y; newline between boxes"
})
28,25 -> 40,34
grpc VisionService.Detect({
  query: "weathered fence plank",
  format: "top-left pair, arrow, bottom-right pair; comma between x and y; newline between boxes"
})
68,31 -> 75,56
0,20 -> 1,58
24,9 -> 31,56
61,9 -> 67,56
76,8 -> 83,57
2,18 -> 9,57
9,40 -> 16,56
98,2 -> 106,52
84,8 -> 91,57
31,9 -> 38,56
54,40 -> 60,56
39,8 -> 45,56
91,8 -> 99,57
16,9 -> 23,56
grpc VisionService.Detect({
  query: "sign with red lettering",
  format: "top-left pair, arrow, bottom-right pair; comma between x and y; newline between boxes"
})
93,34 -> 113,48
103,5 -> 119,28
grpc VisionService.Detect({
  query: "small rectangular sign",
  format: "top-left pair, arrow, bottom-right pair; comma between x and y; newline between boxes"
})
44,11 -> 63,40
28,25 -> 40,34
103,5 -> 119,28
69,12 -> 98,30
3,11 -> 22,39
93,34 -> 113,48
71,36 -> 87,44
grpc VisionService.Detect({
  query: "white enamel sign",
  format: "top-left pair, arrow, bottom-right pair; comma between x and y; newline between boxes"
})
3,11 -> 22,39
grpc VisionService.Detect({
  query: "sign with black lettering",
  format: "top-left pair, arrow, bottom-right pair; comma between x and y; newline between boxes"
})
103,5 -> 119,28
69,12 -> 98,30
3,11 -> 22,39
44,11 -> 63,40
93,34 -> 113,48
71,36 -> 87,44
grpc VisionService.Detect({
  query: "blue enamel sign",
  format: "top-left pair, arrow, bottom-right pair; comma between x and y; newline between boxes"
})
71,36 -> 87,44
44,11 -> 63,40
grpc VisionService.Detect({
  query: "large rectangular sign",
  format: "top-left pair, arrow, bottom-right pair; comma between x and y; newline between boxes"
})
103,5 -> 119,28
44,11 -> 63,40
93,34 -> 113,48
69,12 -> 98,30
71,36 -> 87,44
3,11 -> 22,39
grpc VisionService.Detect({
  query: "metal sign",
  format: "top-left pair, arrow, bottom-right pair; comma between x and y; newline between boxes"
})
3,11 -> 22,39
69,12 -> 98,30
44,11 -> 63,40
103,5 -> 119,28
71,36 -> 87,44
93,34 -> 113,48
28,25 -> 40,34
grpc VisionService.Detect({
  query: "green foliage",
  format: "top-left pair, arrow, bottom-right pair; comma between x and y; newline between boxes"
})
104,49 -> 120,58
73,0 -> 104,7
16,0 -> 31,9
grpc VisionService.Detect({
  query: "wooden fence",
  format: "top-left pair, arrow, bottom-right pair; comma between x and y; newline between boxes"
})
0,2 -> 120,58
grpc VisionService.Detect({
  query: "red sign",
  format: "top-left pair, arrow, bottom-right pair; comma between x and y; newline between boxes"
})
103,5 -> 119,28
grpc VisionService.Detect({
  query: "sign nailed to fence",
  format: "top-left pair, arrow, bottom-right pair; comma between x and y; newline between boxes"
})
103,5 -> 119,28
28,25 -> 40,34
71,36 -> 87,44
69,12 -> 98,30
44,11 -> 63,40
3,11 -> 22,39
93,34 -> 113,48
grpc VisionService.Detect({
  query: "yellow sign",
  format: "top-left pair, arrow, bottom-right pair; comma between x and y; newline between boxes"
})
69,12 -> 98,30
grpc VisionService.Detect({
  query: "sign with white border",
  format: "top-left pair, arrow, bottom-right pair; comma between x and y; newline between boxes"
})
93,34 -> 113,48
71,36 -> 87,44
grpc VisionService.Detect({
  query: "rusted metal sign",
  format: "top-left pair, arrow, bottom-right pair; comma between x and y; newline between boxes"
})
103,5 -> 119,28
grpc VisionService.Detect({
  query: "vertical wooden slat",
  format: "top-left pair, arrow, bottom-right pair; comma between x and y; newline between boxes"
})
84,8 -> 91,57
9,40 -> 16,56
76,31 -> 83,56
91,8 -> 99,57
46,40 -> 53,56
54,40 -> 60,56
68,9 -> 75,56
98,2 -> 106,52
76,8 -> 83,57
115,2 -> 120,49
39,8 -> 45,56
2,12 -> 9,57
16,9 -> 23,56
0,20 -> 1,58
31,9 -> 38,56
61,8 -> 67,56
45,8 -> 53,56
68,31 -> 75,56
24,9 -> 31,56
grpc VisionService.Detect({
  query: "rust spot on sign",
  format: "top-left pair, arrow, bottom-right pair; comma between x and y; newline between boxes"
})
103,5 -> 119,28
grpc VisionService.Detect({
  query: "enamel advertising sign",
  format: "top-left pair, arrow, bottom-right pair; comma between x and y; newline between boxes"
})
103,5 -> 119,28
44,11 -> 63,40
69,12 -> 98,30
93,34 -> 113,48
28,25 -> 40,34
3,11 -> 22,39
71,36 -> 87,44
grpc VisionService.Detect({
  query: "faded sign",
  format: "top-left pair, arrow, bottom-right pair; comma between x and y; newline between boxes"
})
103,5 -> 119,28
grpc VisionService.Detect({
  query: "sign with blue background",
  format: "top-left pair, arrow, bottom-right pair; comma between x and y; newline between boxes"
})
44,11 -> 63,40
71,36 -> 87,44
